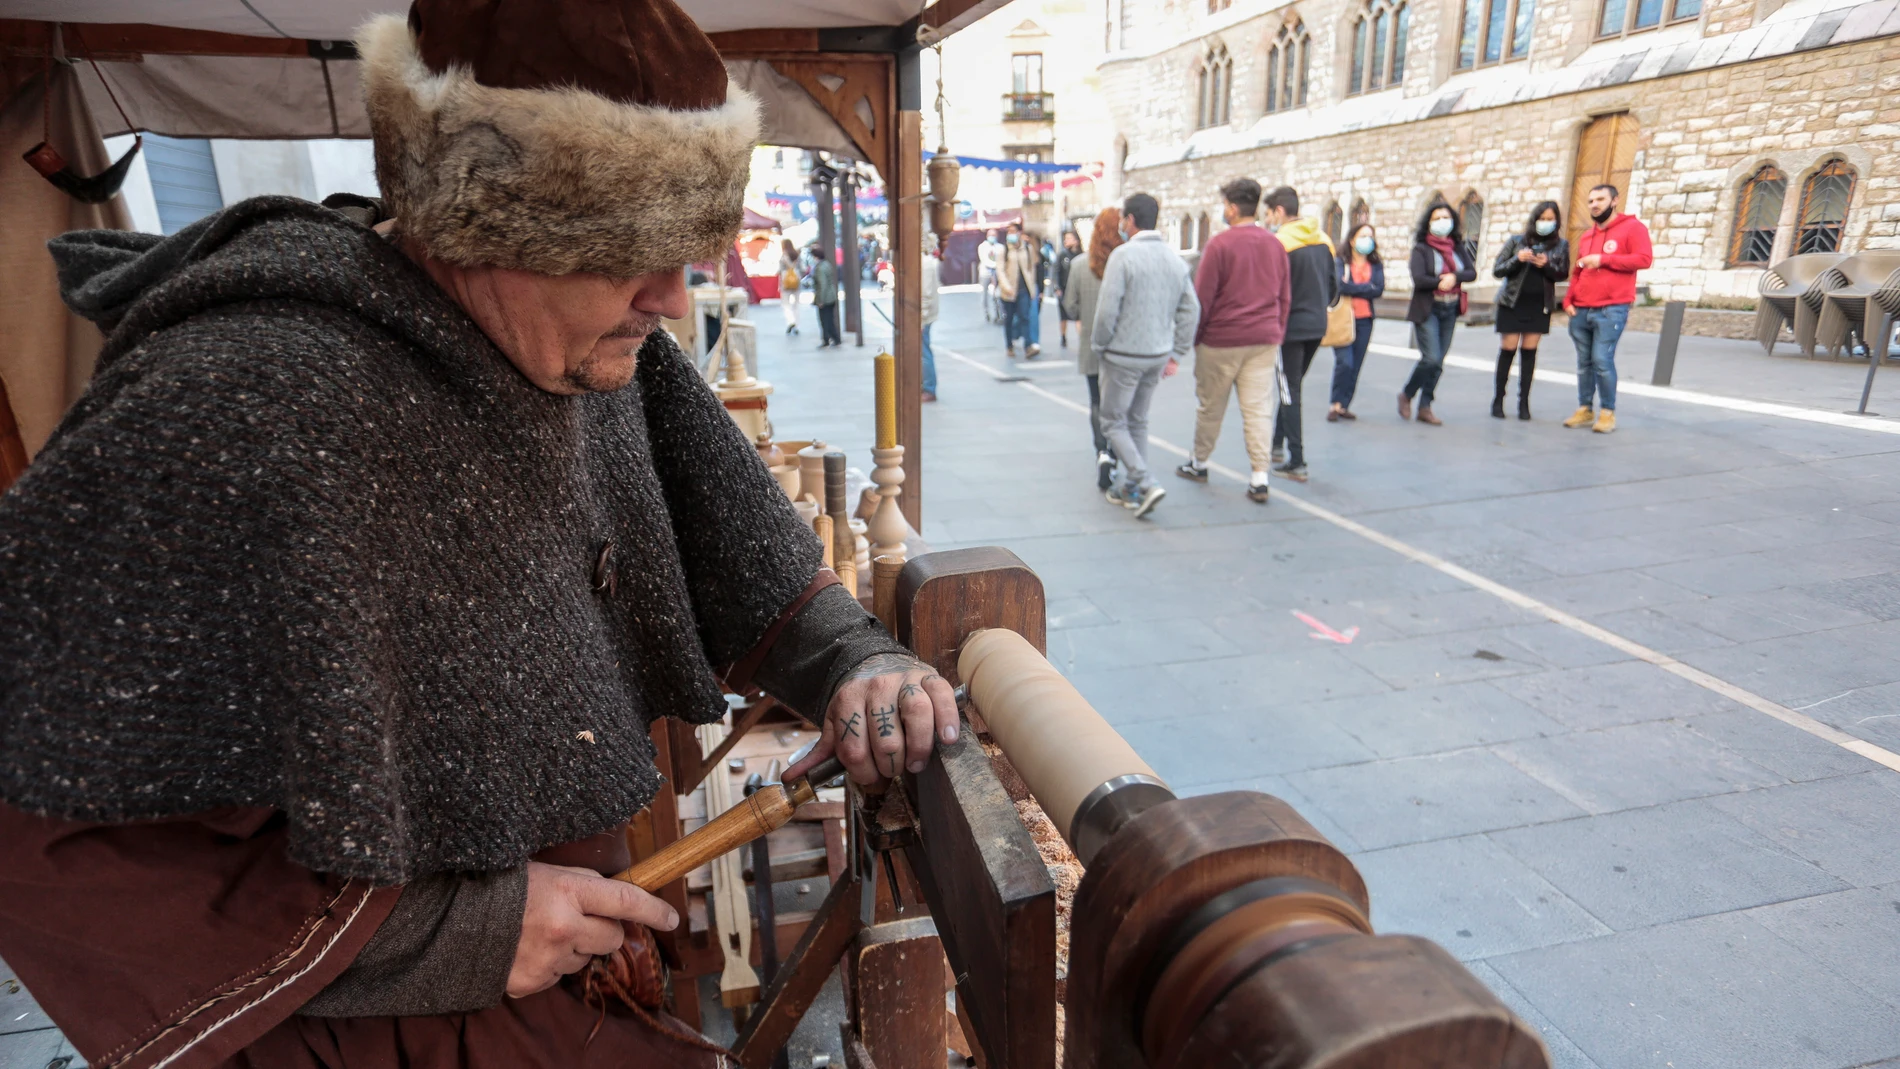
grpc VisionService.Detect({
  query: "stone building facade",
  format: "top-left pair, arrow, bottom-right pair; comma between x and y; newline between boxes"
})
1099,0 -> 1899,303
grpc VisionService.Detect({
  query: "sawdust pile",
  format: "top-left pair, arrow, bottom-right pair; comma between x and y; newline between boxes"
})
983,740 -> 1084,1062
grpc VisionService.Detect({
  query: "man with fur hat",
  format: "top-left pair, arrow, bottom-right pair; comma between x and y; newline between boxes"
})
0,2 -> 954,1066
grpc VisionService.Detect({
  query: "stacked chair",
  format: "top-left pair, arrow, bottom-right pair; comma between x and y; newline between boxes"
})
1813,250 -> 1900,358
1753,252 -> 1846,355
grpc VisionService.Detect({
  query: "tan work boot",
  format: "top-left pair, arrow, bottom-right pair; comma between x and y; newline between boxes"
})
1593,409 -> 1617,434
1562,406 -> 1595,428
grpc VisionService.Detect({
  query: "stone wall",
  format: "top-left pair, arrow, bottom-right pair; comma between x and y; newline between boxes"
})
1107,33 -> 1899,302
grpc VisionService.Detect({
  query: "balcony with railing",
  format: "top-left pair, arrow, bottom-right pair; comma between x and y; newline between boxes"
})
1002,92 -> 1055,122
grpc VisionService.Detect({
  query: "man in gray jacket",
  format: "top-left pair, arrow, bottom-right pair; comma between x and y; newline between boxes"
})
1091,193 -> 1201,518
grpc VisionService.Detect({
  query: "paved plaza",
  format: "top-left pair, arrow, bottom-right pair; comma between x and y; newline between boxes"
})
762,288 -> 1900,1069
5,290 -> 1898,1069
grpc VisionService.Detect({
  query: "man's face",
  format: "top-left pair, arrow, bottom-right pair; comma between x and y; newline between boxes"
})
1223,202 -> 1241,227
986,229 -> 998,242
1265,206 -> 1289,229
1588,188 -> 1617,221
429,257 -> 691,395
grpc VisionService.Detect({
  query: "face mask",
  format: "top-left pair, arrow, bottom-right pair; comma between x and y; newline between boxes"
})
1353,236 -> 1375,255
1266,220 -> 1282,233
1007,234 -> 1020,246
1429,217 -> 1453,237
1591,204 -> 1614,224
1535,219 -> 1557,237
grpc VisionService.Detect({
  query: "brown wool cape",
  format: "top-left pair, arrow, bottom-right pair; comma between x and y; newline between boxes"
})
0,197 -> 903,1067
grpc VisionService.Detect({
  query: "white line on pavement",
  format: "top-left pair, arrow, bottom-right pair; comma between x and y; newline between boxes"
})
940,346 -> 1900,774
1365,343 -> 1900,436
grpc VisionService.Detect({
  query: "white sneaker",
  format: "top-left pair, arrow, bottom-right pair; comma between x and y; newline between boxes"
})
1026,343 -> 1041,358
1131,485 -> 1166,518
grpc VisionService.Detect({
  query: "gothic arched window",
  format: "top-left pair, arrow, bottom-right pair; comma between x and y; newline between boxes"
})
1727,164 -> 1786,266
1266,19 -> 1310,114
1796,158 -> 1855,254
1195,43 -> 1233,129
1349,0 -> 1410,94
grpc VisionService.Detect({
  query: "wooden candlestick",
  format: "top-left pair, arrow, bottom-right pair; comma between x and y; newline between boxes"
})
868,444 -> 908,562
873,351 -> 897,450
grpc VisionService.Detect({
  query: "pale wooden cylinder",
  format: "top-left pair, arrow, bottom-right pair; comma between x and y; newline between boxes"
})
958,628 -> 1163,843
872,556 -> 904,633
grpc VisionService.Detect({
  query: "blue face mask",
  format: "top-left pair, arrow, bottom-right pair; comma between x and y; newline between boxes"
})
1535,219 -> 1557,236
1429,217 -> 1454,237
1353,236 -> 1375,256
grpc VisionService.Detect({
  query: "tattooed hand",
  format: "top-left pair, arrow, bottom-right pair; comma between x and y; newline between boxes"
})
784,652 -> 959,785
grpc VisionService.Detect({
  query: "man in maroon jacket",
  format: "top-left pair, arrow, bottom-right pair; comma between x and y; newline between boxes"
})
1562,184 -> 1654,434
1175,177 -> 1291,503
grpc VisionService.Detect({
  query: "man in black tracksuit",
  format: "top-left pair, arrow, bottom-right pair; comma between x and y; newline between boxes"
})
1264,186 -> 1339,483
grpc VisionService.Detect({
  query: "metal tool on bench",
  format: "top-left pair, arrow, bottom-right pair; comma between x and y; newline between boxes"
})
612,755 -> 844,892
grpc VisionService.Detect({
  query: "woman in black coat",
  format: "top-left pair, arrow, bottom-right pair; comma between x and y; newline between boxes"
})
1491,201 -> 1570,420
1400,201 -> 1477,425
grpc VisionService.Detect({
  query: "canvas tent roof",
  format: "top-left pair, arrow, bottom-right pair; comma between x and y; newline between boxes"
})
0,0 -> 1001,152
0,1 -> 931,39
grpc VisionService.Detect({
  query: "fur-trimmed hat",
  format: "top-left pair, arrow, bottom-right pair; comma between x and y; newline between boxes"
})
357,0 -> 759,278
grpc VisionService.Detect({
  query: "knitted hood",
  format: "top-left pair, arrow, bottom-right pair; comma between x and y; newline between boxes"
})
7,197 -> 820,883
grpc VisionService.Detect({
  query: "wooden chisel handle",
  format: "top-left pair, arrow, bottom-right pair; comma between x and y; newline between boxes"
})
611,758 -> 838,892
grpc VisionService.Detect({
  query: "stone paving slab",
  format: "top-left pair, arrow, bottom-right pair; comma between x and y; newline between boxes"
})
1488,799 -> 1847,929
760,292 -> 1900,1066
1352,835 -> 1612,960
1490,911 -> 1900,1069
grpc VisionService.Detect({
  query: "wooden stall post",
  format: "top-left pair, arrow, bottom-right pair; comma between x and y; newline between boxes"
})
891,49 -> 924,532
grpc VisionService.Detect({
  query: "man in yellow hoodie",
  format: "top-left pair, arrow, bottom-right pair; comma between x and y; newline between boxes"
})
1264,187 -> 1339,483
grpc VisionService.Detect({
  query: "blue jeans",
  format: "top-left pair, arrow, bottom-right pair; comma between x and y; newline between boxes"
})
1567,303 -> 1627,410
1404,301 -> 1460,405
1331,317 -> 1375,407
1006,289 -> 1042,347
921,323 -> 937,395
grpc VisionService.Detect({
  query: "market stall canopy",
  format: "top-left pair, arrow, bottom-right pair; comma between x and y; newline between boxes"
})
0,0 -> 1008,152
0,0 -> 930,37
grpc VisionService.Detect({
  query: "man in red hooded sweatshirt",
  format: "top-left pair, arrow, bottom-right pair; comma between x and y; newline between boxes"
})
1562,184 -> 1653,434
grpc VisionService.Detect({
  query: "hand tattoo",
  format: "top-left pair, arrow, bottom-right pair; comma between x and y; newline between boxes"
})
841,710 -> 861,738
873,705 -> 896,738
846,652 -> 918,681
897,681 -> 921,701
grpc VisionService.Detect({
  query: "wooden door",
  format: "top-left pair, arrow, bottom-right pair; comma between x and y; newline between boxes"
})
1568,112 -> 1639,246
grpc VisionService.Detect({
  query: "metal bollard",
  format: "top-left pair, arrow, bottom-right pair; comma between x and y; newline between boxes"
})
1856,309 -> 1891,416
1652,300 -> 1686,386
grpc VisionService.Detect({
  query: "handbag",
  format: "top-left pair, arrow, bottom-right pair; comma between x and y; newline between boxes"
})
1321,291 -> 1356,347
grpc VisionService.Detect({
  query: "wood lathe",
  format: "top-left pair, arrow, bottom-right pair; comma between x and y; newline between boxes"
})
624,547 -> 1550,1069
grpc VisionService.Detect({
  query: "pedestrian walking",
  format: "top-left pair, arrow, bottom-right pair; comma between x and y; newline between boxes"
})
1055,230 -> 1083,349
1562,184 -> 1653,434
1092,193 -> 1200,518
1062,207 -> 1125,490
1492,201 -> 1569,420
1263,186 -> 1338,482
1329,223 -> 1384,422
812,247 -> 843,347
1399,200 -> 1476,425
978,228 -> 1003,322
778,237 -> 803,336
996,222 -> 1043,359
922,232 -> 941,402
1175,177 -> 1289,504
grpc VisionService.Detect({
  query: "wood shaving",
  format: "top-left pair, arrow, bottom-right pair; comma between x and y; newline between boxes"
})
983,740 -> 1083,1064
